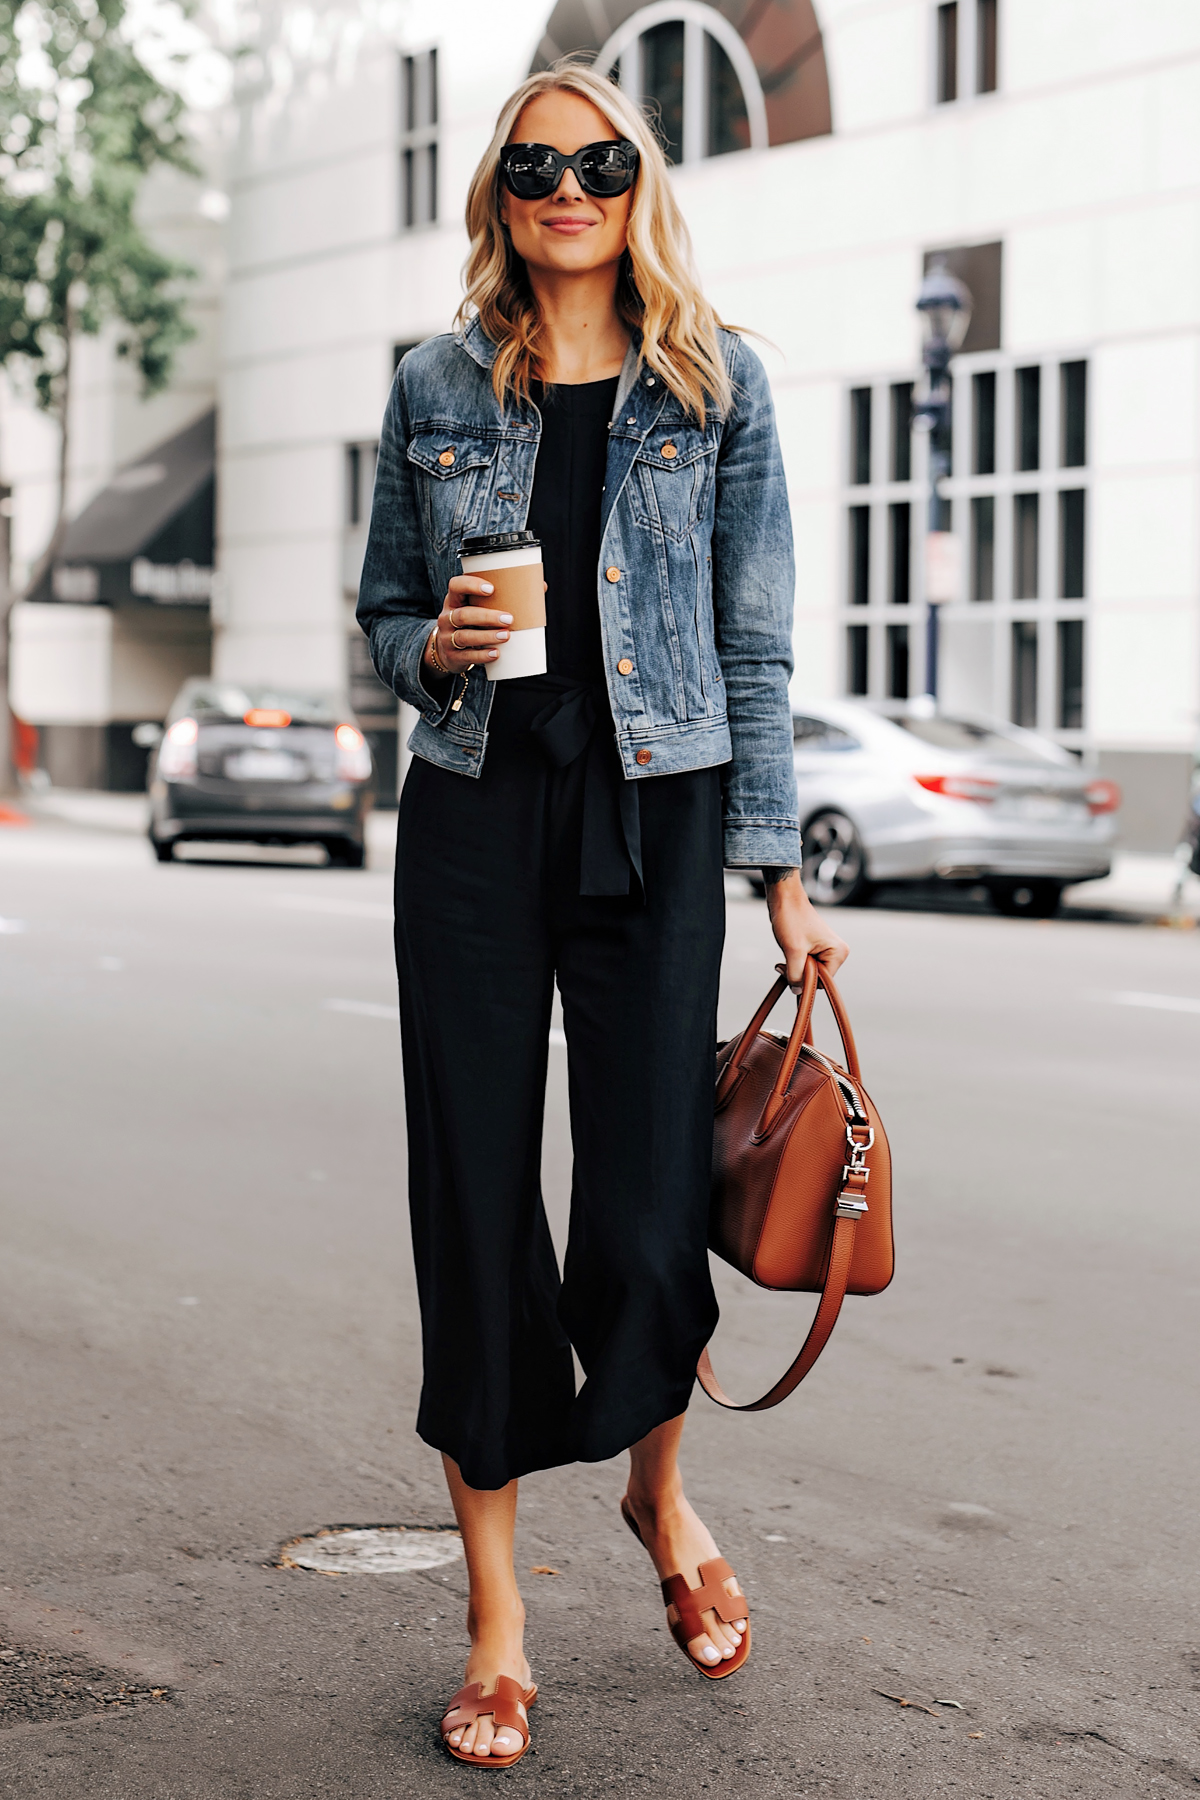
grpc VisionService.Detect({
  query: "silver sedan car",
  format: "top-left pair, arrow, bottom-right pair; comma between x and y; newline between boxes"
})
780,700 -> 1119,917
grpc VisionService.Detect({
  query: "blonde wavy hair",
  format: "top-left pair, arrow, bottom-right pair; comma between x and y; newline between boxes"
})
457,62 -> 734,423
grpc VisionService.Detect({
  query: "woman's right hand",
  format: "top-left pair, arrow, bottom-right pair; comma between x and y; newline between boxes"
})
424,576 -> 513,675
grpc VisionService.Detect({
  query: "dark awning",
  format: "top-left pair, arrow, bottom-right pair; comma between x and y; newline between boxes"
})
35,410 -> 215,608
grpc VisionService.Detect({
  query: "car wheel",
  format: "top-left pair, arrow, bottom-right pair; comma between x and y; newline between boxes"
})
986,879 -> 1063,918
328,840 -> 366,869
801,811 -> 871,907
151,837 -> 174,864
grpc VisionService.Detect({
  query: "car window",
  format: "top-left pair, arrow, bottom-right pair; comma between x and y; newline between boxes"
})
173,683 -> 341,726
793,716 -> 860,752
891,715 -> 1057,764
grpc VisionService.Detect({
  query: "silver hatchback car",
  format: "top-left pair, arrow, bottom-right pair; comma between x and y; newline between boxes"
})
785,701 -> 1119,917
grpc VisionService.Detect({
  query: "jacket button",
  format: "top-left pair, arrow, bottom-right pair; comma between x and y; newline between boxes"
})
661,442 -> 677,460
438,449 -> 456,467
605,566 -> 621,583
617,658 -> 633,675
635,748 -> 652,766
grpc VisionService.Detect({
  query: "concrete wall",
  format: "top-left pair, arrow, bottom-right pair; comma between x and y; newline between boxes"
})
216,0 -> 1200,850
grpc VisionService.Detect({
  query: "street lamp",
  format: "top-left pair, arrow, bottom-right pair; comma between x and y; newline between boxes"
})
913,257 -> 972,701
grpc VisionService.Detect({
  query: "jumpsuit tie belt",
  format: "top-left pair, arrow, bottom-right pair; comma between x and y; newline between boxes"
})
526,677 -> 645,899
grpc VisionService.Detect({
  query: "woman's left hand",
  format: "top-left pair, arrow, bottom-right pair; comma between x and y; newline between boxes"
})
763,868 -> 849,988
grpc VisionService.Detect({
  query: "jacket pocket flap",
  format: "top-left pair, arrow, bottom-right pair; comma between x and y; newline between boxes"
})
407,432 -> 495,479
635,429 -> 715,471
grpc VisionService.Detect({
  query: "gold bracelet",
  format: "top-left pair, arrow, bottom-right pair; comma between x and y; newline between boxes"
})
427,626 -> 450,676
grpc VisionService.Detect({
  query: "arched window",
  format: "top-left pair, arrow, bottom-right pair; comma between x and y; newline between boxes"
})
594,3 -> 768,163
535,0 -> 832,150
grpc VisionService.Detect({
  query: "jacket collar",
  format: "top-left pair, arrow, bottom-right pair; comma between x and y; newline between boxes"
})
458,314 -> 500,371
458,313 -> 648,396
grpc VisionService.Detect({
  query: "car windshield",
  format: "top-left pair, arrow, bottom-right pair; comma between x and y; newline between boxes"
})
891,715 -> 1060,764
173,683 -> 342,726
793,716 -> 860,752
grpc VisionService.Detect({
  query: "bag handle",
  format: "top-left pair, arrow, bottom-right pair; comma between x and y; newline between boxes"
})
757,958 -> 861,1135
699,957 -> 868,1412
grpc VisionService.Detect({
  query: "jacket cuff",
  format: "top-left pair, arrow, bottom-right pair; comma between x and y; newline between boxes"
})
722,821 -> 803,868
376,616 -> 456,724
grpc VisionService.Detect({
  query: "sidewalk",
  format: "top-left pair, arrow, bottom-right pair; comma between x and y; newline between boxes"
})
5,788 -> 400,865
1063,852 -> 1200,923
5,789 -> 1198,922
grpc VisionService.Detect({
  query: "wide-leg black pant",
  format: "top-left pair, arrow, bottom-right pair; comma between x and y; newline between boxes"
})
394,696 -> 724,1491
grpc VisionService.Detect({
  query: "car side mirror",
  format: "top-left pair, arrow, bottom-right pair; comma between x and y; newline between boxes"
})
132,722 -> 163,748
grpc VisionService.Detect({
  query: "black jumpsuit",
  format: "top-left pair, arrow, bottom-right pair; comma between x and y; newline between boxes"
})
394,376 -> 724,1491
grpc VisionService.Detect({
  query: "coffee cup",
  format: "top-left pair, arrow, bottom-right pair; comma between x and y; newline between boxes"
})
459,531 -> 546,681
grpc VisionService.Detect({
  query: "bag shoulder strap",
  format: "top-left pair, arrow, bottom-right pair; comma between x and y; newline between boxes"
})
699,958 -> 868,1412
696,1213 -> 858,1411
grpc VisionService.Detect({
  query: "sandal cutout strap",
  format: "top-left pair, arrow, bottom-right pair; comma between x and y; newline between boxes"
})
661,1558 -> 751,1680
660,1557 -> 748,1640
440,1677 -> 536,1766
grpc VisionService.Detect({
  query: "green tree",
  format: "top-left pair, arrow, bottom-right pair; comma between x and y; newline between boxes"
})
0,0 -> 200,581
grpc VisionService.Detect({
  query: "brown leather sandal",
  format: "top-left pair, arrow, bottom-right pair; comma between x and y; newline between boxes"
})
440,1677 -> 537,1767
620,1497 -> 751,1680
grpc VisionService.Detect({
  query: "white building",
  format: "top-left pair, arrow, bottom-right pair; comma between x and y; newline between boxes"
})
6,0 -> 1199,843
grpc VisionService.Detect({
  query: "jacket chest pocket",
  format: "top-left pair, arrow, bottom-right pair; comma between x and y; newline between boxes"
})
631,425 -> 717,544
407,431 -> 496,553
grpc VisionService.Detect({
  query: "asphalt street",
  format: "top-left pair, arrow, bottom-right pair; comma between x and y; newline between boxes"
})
0,809 -> 1198,1799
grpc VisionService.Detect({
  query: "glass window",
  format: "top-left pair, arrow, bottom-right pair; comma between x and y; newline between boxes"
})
707,33 -> 750,156
1011,621 -> 1038,728
793,716 -> 861,751
850,388 -> 872,485
976,0 -> 998,93
971,495 -> 994,601
1013,493 -> 1039,599
893,713 -> 1058,762
176,682 -> 341,725
936,4 -> 958,103
890,383 -> 913,481
1016,365 -> 1040,470
642,21 -> 685,164
602,12 -> 761,165
972,370 -> 996,473
345,442 -> 378,528
889,503 -> 911,606
849,507 -> 870,606
346,446 -> 362,528
1059,489 -> 1085,598
847,625 -> 869,696
887,624 -> 910,699
400,49 -> 438,229
1057,620 -> 1084,729
1060,361 -> 1087,467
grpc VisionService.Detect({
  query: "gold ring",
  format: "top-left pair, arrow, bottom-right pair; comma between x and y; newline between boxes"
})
451,608 -> 461,628
450,630 -> 464,650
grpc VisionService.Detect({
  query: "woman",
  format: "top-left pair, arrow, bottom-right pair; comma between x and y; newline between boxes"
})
357,63 -> 848,1766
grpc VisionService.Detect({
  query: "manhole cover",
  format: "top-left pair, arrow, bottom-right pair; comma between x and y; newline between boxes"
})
279,1526 -> 463,1576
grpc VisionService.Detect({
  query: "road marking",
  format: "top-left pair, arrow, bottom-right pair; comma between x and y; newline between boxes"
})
324,1000 -> 568,1046
275,896 -> 392,921
1097,990 -> 1200,1016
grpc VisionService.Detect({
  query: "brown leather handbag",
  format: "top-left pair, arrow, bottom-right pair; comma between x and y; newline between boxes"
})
699,957 -> 893,1411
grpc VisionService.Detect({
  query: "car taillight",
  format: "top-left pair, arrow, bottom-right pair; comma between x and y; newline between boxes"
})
912,772 -> 998,803
158,717 -> 198,779
1084,779 -> 1120,814
245,708 -> 291,727
335,723 -> 371,782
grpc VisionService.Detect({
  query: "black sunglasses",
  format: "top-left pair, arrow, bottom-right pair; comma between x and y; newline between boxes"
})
499,138 -> 640,200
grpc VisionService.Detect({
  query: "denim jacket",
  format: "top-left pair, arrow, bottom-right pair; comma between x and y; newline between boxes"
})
356,317 -> 801,866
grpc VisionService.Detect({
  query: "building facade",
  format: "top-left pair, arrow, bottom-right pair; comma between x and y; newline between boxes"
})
6,0 -> 1200,843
